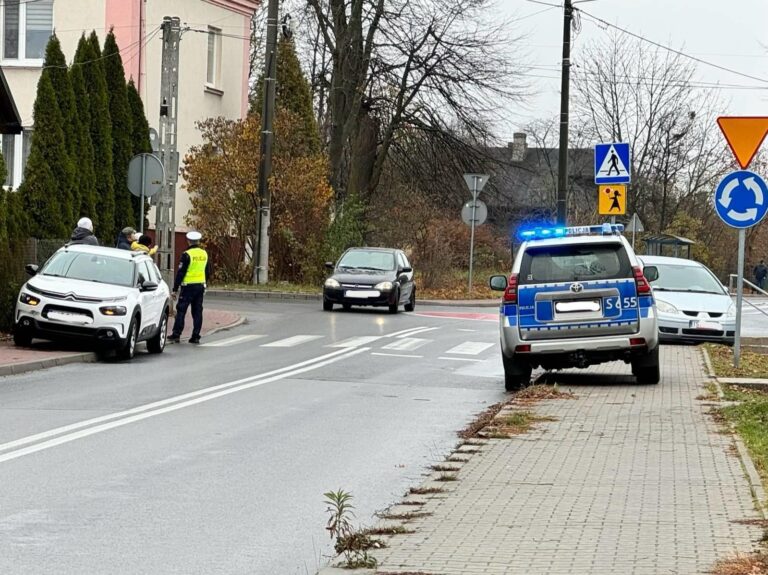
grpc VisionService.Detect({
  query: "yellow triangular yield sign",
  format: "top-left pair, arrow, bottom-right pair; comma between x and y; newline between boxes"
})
717,116 -> 768,169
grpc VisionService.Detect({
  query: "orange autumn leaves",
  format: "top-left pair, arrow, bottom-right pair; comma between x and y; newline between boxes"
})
182,111 -> 333,283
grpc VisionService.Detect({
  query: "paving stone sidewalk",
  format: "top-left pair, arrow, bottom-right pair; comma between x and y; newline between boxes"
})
330,346 -> 764,575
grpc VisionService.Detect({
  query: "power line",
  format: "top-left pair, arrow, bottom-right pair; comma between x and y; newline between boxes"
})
578,8 -> 768,85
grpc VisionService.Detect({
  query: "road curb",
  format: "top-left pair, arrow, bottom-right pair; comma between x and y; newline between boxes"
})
700,347 -> 767,519
0,314 -> 246,378
207,288 -> 500,308
0,351 -> 96,379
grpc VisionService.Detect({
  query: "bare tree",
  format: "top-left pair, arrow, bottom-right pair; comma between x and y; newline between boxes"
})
573,32 -> 730,233
304,0 -> 526,208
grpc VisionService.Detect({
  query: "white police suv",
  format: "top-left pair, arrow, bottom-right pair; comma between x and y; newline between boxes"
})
14,244 -> 171,360
490,224 -> 660,390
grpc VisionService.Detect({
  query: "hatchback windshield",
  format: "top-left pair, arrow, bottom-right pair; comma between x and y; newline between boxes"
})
41,251 -> 135,287
521,243 -> 630,283
649,263 -> 724,295
338,250 -> 396,271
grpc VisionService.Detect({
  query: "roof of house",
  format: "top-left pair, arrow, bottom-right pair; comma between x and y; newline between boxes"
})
0,67 -> 21,134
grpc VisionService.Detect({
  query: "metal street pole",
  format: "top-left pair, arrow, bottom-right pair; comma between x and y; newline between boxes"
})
139,154 -> 146,234
468,178 -> 478,295
734,228 -> 746,368
253,0 -> 279,285
556,0 -> 573,225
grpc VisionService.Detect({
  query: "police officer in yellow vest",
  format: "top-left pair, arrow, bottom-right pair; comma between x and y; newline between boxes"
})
169,231 -> 210,344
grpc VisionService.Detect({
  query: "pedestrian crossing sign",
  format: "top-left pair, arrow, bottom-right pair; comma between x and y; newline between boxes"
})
595,142 -> 631,184
598,184 -> 627,215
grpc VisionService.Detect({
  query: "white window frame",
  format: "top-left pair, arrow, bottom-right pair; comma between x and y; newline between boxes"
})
205,26 -> 222,91
3,129 -> 31,189
1,0 -> 53,67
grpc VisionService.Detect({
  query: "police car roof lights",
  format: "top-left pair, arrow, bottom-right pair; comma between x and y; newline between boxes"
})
517,223 -> 624,241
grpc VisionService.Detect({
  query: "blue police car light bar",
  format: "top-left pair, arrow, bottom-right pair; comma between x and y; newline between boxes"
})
517,224 -> 624,240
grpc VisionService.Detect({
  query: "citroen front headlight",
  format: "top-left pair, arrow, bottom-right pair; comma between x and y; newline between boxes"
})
374,281 -> 393,291
324,278 -> 340,288
655,300 -> 678,314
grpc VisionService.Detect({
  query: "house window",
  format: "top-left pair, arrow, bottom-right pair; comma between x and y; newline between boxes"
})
206,26 -> 221,88
2,129 -> 32,188
2,0 -> 53,63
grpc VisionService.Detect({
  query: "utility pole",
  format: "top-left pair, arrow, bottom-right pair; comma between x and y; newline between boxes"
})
156,16 -> 181,286
253,0 -> 279,284
556,0 -> 573,226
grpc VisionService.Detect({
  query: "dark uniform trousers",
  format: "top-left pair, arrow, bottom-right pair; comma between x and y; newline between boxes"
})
172,284 -> 205,339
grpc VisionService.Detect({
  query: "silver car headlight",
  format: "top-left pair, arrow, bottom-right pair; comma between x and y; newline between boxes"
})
655,300 -> 678,314
324,278 -> 340,288
727,303 -> 737,317
374,281 -> 393,291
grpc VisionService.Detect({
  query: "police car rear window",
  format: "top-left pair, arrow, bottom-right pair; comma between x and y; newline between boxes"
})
520,243 -> 631,284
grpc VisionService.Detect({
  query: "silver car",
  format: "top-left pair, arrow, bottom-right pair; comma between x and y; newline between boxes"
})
490,224 -> 660,391
638,255 -> 735,344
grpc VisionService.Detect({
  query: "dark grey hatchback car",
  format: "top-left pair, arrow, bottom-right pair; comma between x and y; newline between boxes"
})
323,248 -> 416,313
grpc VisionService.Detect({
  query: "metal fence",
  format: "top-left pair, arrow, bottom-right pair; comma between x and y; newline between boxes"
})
15,238 -> 68,273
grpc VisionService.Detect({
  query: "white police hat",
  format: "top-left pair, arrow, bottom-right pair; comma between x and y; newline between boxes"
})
186,231 -> 202,241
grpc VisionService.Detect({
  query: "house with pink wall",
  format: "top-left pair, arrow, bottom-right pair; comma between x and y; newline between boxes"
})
1,0 -> 258,228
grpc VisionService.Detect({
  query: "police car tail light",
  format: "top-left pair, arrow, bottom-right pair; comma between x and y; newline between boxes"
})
503,273 -> 519,303
630,337 -> 646,347
632,266 -> 651,294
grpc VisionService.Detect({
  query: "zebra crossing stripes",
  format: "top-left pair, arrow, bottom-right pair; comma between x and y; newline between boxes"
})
200,335 -> 265,347
329,336 -> 383,348
444,341 -> 495,355
262,335 -> 324,347
380,338 -> 430,352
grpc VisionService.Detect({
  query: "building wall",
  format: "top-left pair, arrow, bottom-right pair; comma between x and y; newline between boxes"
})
1,0 -> 256,229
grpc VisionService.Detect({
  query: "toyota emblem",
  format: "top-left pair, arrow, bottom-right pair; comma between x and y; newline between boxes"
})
570,283 -> 584,293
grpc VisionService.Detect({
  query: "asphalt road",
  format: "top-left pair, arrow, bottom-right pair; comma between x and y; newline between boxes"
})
0,298 -> 506,575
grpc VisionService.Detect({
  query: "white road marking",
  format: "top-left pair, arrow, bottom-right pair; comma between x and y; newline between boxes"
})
440,357 -> 482,362
445,341 -> 495,356
262,335 -> 323,347
381,337 -> 430,352
384,326 -> 428,338
371,352 -> 423,359
329,336 -> 382,348
0,347 -> 369,464
200,334 -> 265,347
457,329 -> 477,333
396,327 -> 438,338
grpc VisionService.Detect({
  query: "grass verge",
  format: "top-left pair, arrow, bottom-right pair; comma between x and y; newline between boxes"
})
710,552 -> 768,574
706,344 -> 768,379
718,384 -> 768,488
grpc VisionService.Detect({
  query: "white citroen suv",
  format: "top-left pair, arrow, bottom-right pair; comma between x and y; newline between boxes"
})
14,244 -> 171,360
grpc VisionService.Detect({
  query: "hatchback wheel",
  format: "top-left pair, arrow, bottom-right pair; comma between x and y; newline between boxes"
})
147,312 -> 168,354
323,299 -> 334,311
404,289 -> 416,312
13,326 -> 32,347
118,318 -> 139,360
388,290 -> 400,314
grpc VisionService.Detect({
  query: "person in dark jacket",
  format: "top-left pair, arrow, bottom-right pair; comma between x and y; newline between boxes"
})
68,217 -> 99,246
116,226 -> 136,250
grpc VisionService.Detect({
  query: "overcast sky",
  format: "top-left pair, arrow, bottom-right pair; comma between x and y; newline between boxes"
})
494,0 -> 768,141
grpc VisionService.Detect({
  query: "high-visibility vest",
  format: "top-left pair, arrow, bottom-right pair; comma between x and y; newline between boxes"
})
182,247 -> 208,285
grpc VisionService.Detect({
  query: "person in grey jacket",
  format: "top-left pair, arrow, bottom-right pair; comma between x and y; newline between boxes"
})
68,217 -> 99,246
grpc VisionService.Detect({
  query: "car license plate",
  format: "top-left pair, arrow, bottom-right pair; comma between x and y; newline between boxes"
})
47,310 -> 93,325
555,300 -> 601,313
345,290 -> 380,298
690,320 -> 721,331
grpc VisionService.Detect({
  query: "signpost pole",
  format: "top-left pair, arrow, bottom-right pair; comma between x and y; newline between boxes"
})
139,155 -> 146,234
468,178 -> 478,295
632,223 -> 636,250
735,228 -> 746,368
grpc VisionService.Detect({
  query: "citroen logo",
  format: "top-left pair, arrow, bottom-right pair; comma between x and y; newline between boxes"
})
570,283 -> 584,293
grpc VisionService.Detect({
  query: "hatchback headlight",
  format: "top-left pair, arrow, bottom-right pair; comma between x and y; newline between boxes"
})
655,300 -> 678,314
100,306 -> 127,316
19,292 -> 40,306
374,281 -> 393,291
324,278 -> 340,288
